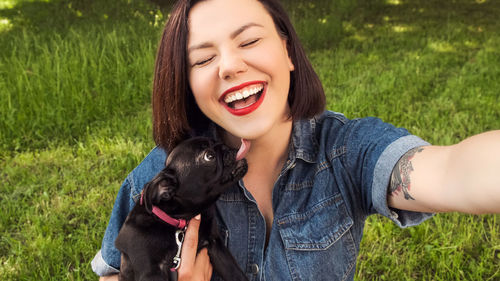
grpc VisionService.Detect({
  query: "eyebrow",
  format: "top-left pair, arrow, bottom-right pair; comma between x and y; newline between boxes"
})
188,22 -> 263,53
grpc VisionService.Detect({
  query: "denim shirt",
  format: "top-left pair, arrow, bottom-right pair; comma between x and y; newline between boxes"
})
92,111 -> 433,281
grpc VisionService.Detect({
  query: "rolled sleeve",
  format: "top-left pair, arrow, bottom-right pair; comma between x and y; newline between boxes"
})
344,117 -> 434,228
91,249 -> 120,276
372,135 -> 434,227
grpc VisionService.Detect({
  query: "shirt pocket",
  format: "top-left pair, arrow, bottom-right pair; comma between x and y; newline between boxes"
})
277,194 -> 357,281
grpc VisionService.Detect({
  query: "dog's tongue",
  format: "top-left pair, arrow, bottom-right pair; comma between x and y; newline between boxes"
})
236,139 -> 250,161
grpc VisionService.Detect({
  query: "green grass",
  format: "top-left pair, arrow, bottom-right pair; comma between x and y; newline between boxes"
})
1,0 -> 499,280
0,132 -> 152,280
0,0 -> 164,153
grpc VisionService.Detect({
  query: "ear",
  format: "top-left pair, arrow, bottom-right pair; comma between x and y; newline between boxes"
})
142,168 -> 178,213
281,37 -> 294,71
157,177 -> 176,201
153,169 -> 178,203
141,181 -> 154,213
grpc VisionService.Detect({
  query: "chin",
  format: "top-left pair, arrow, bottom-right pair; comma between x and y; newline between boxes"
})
217,105 -> 290,141
229,122 -> 276,140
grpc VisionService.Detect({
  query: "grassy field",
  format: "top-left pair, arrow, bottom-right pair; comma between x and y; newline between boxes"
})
1,0 -> 499,280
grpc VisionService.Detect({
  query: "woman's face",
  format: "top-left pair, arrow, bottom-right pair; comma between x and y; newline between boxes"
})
187,0 -> 294,141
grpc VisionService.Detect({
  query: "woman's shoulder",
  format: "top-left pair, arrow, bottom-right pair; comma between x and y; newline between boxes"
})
315,110 -> 349,125
134,146 -> 167,173
315,110 -> 390,126
126,146 -> 167,193
308,111 -> 415,156
314,110 -> 407,136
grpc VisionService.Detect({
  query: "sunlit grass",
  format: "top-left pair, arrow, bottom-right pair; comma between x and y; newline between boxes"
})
0,18 -> 12,32
0,0 -> 16,9
0,8 -> 162,154
386,0 -> 403,5
392,24 -> 413,33
0,112 -> 153,279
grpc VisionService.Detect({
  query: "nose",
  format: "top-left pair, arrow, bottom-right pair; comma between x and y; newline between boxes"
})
218,48 -> 248,80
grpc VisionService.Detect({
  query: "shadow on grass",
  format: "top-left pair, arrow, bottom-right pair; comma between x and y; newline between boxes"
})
0,0 -> 173,34
343,0 -> 500,52
311,0 -> 500,144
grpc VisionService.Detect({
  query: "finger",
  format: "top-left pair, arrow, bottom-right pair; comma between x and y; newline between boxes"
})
194,248 -> 213,280
178,214 -> 201,280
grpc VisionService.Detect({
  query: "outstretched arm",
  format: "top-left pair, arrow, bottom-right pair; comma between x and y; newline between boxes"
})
388,130 -> 500,214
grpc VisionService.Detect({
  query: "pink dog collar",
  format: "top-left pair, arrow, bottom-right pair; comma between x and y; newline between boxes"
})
140,192 -> 188,229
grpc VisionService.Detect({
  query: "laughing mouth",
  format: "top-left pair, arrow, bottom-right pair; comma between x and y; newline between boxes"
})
223,84 -> 264,109
220,82 -> 266,116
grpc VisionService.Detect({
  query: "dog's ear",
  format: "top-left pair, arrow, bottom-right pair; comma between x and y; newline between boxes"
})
157,174 -> 177,201
141,168 -> 178,213
141,180 -> 154,213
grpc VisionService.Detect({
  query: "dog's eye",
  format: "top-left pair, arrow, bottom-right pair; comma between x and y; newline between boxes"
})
203,150 -> 216,162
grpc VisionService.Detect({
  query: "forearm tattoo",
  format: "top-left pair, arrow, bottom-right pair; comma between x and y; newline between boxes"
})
389,147 -> 424,200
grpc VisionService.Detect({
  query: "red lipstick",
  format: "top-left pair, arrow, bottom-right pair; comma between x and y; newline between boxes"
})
219,81 -> 266,116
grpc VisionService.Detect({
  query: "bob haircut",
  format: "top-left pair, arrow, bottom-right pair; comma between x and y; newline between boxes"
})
153,0 -> 326,151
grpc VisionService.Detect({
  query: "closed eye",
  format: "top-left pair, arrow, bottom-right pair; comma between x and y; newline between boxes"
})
240,38 -> 260,48
192,56 -> 215,67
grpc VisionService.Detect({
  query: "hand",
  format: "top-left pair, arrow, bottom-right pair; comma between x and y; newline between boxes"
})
178,214 -> 213,281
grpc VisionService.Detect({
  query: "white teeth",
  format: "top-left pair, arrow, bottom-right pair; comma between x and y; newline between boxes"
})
223,84 -> 263,104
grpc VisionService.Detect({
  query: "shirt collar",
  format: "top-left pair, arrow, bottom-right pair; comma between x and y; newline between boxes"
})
290,117 -> 319,164
194,117 -> 320,164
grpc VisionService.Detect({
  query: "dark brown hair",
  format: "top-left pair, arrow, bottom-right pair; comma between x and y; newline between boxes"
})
152,0 -> 325,151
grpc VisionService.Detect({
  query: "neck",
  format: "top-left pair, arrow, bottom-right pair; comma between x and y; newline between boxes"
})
226,118 -> 292,241
226,118 -> 293,185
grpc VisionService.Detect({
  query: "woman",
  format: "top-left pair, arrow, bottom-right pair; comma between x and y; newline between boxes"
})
92,0 -> 500,280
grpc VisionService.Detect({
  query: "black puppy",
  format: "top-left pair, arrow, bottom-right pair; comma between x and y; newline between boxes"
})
115,137 -> 249,281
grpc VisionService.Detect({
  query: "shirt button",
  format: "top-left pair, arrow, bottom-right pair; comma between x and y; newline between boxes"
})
250,263 -> 259,274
